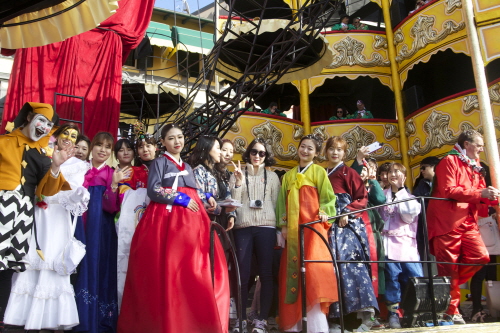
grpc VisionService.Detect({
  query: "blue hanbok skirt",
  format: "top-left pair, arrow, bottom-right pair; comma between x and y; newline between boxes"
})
329,193 -> 378,316
73,185 -> 118,332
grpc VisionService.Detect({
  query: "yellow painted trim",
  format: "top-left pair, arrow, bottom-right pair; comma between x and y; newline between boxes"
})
399,38 -> 470,85
313,73 -> 393,91
478,22 -> 500,65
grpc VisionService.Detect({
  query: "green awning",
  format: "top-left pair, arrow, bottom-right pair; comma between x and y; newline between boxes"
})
171,26 -> 214,55
147,21 -> 174,48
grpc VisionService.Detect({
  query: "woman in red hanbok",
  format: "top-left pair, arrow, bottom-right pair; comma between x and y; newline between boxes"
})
118,124 -> 229,333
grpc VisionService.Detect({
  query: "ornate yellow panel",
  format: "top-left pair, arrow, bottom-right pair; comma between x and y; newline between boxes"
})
478,22 -> 500,65
311,120 -> 402,167
224,113 -> 302,169
474,0 -> 500,24
321,32 -> 392,88
395,0 -> 469,85
405,81 -> 500,181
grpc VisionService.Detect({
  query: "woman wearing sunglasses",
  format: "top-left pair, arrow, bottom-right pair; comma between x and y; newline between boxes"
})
231,138 -> 281,333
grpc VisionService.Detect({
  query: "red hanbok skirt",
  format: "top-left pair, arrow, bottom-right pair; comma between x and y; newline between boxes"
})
118,187 -> 229,333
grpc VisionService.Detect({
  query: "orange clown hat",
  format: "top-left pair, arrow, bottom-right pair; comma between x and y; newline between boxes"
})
13,102 -> 59,129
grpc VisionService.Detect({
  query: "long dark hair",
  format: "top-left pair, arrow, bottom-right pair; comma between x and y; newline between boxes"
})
189,135 -> 226,198
242,138 -> 276,167
189,135 -> 223,169
215,139 -> 234,183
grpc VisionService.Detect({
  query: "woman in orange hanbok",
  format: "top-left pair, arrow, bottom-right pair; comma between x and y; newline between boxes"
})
276,134 -> 338,333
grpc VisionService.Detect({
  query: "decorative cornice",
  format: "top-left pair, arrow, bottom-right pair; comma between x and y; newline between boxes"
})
327,36 -> 390,69
252,121 -> 297,160
395,16 -> 466,63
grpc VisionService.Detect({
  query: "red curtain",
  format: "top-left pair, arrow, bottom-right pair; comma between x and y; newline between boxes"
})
1,0 -> 155,139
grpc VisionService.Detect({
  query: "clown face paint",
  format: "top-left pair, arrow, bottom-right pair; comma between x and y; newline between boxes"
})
29,114 -> 54,141
57,128 -> 78,148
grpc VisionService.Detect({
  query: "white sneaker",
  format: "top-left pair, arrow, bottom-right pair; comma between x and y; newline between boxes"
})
388,314 -> 401,329
451,314 -> 466,325
251,319 -> 267,333
233,319 -> 248,333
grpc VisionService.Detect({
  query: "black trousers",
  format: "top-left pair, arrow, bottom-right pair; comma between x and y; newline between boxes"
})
0,269 -> 14,321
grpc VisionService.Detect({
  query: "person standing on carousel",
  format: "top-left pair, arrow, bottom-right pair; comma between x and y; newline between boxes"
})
427,130 -> 500,325
0,102 -> 73,333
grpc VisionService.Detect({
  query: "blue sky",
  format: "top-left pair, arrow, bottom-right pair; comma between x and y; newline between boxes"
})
155,0 -> 214,12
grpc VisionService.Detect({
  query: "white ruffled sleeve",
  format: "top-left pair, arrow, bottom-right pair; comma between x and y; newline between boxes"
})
58,186 -> 90,216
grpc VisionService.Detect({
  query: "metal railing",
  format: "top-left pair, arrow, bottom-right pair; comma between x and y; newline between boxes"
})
210,222 -> 244,332
299,196 -> 499,332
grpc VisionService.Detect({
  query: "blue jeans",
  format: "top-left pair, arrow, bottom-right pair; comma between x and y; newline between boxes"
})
384,258 -> 423,305
233,227 -> 275,320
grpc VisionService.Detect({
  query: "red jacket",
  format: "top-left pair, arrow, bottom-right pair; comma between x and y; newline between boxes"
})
427,154 -> 488,240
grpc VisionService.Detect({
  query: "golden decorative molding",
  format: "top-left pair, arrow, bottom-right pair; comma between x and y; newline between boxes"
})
460,121 -> 482,134
462,95 -> 480,114
395,16 -> 466,63
377,145 -> 402,161
490,83 -> 500,103
341,125 -> 400,161
445,0 -> 462,14
374,35 -> 388,50
384,123 -> 400,140
229,122 -> 240,133
405,119 -> 417,137
252,121 -> 297,160
313,125 -> 329,141
462,84 -> 500,113
234,137 -> 247,155
393,29 -> 404,46
408,111 -> 456,156
326,36 -> 390,69
341,126 -> 375,161
292,125 -> 304,141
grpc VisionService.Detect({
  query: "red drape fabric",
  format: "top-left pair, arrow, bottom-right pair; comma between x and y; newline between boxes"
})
1,0 -> 155,139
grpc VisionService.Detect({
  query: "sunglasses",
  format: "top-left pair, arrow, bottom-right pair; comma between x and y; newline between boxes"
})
250,149 -> 266,157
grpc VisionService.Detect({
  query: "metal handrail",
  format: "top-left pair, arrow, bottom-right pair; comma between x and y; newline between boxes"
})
210,222 -> 243,332
299,195 -> 499,332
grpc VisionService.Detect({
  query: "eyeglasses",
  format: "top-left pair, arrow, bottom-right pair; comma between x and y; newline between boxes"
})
250,149 -> 266,157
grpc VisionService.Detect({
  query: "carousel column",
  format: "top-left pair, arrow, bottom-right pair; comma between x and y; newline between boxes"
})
299,79 -> 312,135
464,0 -> 500,192
381,0 -> 412,189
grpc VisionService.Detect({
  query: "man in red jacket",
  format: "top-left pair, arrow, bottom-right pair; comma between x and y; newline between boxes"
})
427,130 -> 499,324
